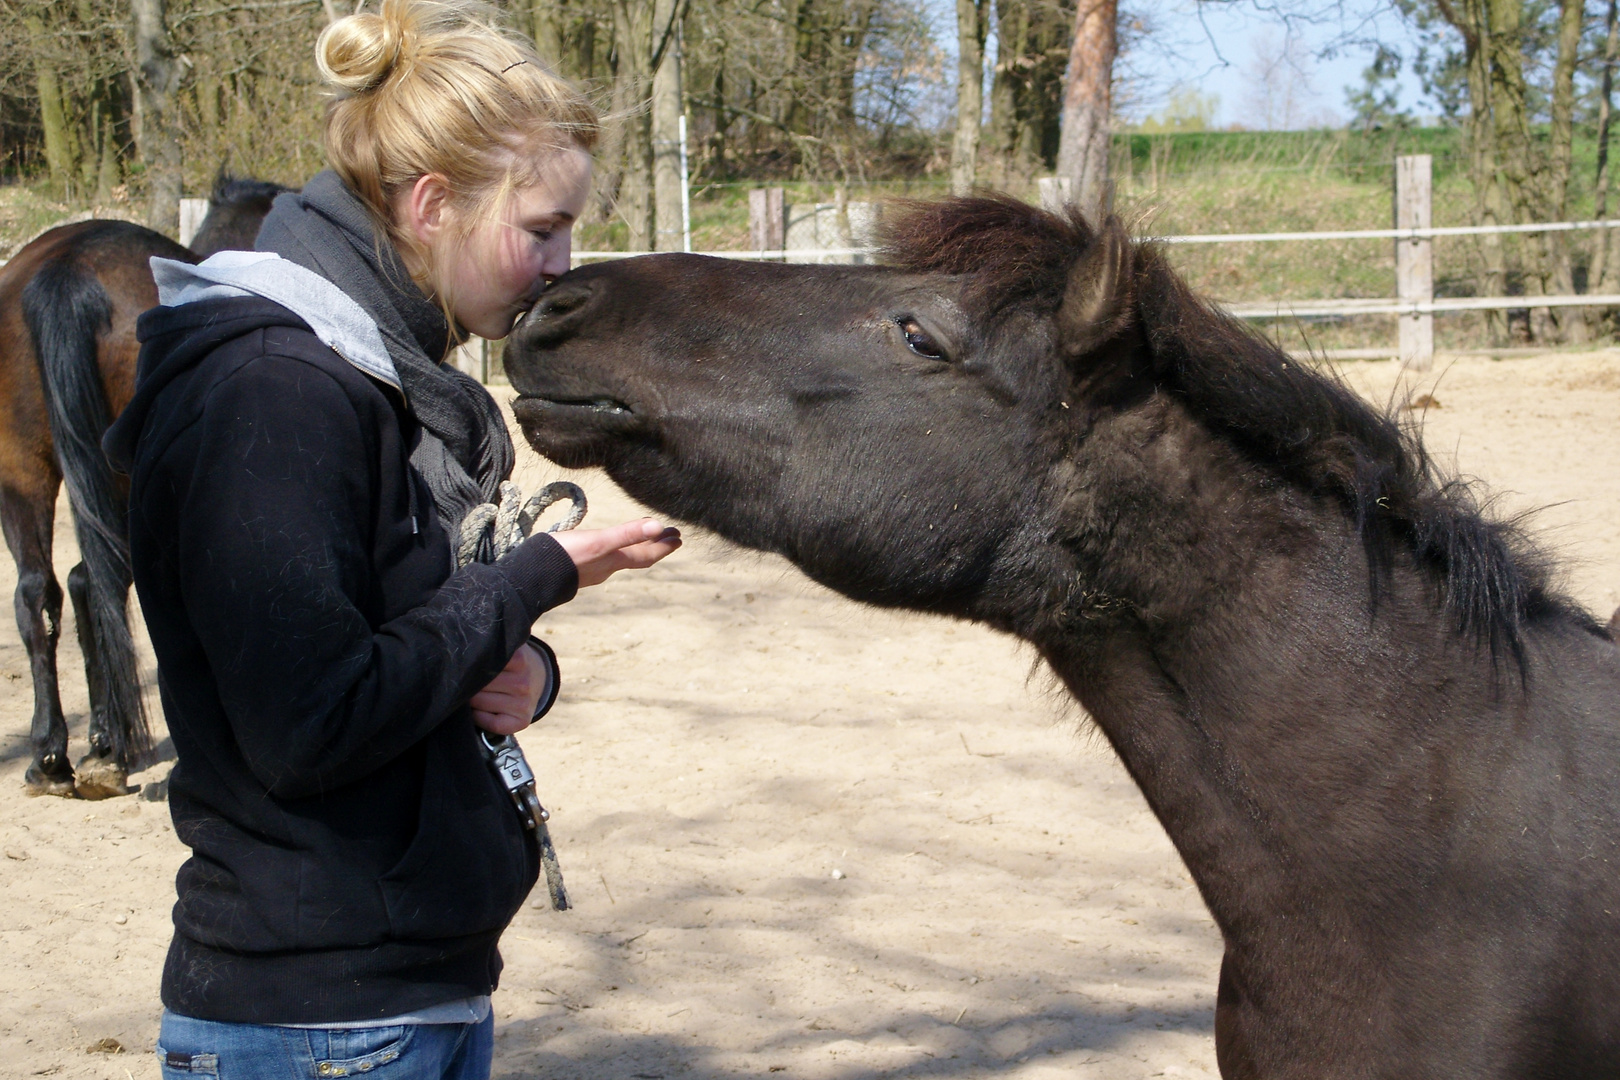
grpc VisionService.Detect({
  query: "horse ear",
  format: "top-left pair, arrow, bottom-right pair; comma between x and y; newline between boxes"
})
1056,218 -> 1134,360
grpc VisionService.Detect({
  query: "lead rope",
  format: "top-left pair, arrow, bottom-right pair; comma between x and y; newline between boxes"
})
457,479 -> 587,912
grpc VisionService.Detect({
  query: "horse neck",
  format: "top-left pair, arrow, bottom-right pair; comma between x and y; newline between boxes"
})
1031,397 -> 1502,942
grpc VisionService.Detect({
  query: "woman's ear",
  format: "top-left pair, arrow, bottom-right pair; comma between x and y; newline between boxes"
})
397,173 -> 453,251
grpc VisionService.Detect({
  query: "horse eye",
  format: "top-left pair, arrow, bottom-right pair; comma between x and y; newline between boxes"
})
898,317 -> 946,360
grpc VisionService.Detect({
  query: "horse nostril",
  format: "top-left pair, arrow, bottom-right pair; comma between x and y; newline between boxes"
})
535,282 -> 592,317
516,280 -> 596,347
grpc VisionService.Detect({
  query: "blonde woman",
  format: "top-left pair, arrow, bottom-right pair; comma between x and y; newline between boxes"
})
103,3 -> 678,1076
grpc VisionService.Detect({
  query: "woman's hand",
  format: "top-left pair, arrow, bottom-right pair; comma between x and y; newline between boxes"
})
549,517 -> 682,588
472,520 -> 678,733
470,643 -> 551,735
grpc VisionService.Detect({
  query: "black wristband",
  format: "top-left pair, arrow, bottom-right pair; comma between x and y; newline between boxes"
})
527,636 -> 561,721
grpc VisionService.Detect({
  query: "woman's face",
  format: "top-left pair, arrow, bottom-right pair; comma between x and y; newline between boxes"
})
401,146 -> 593,340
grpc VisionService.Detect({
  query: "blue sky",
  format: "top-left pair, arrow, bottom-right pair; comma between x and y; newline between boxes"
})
1122,0 -> 1436,128
923,0 -> 1443,131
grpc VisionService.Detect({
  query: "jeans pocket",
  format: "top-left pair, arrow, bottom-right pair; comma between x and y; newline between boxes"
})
305,1025 -> 415,1077
157,1046 -> 220,1077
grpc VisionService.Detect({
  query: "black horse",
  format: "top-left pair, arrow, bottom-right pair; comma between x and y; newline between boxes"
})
505,195 -> 1620,1078
0,174 -> 285,797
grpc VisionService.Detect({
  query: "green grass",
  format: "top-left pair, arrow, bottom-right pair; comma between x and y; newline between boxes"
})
0,180 -> 144,258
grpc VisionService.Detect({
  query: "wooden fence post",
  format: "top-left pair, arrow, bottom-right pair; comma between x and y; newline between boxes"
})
749,187 -> 785,254
178,197 -> 209,249
1395,155 -> 1434,370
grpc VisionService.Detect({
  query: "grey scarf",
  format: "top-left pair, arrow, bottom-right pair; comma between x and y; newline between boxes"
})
255,170 -> 514,534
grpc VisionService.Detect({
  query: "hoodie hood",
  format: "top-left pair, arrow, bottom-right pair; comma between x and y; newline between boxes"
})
152,251 -> 398,388
104,252 -> 403,476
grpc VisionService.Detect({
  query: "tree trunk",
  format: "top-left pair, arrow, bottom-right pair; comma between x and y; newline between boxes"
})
96,105 -> 122,202
130,0 -> 184,235
27,16 -> 78,198
612,0 -> 655,250
985,0 -> 1027,189
1544,0 -> 1585,340
1054,0 -> 1116,220
1479,0 -> 1544,338
1438,0 -> 1509,341
651,0 -> 684,251
81,88 -> 105,196
1593,0 -> 1619,303
987,0 -> 1072,191
531,0 -> 564,67
950,0 -> 988,194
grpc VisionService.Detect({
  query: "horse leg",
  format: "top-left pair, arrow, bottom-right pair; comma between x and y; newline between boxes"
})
1,484 -> 73,795
67,559 -> 133,798
1213,954 -> 1265,1080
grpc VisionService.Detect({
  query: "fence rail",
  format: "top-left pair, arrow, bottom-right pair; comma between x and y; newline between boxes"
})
1155,218 -> 1620,245
1228,294 -> 1620,318
572,214 -> 1620,262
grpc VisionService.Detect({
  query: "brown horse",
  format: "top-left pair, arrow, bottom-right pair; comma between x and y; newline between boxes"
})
0,175 -> 284,797
504,196 -> 1620,1078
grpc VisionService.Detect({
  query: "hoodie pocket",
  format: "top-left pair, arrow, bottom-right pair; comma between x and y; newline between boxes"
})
378,725 -> 538,941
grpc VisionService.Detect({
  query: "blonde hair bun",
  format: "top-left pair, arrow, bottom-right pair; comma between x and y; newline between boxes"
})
317,0 -> 494,95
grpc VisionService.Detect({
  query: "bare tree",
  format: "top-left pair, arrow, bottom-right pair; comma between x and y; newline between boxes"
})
651,0 -> 686,251
986,0 -> 1073,191
1241,30 -> 1320,131
950,0 -> 988,194
1591,0 -> 1619,318
1540,0 -> 1585,340
1054,0 -> 1115,218
131,0 -> 184,233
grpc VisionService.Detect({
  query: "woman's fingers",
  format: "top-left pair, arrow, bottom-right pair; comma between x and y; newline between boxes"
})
549,519 -> 682,587
472,708 -> 529,736
469,686 -> 522,711
550,518 -> 669,561
604,533 -> 682,571
470,643 -> 550,733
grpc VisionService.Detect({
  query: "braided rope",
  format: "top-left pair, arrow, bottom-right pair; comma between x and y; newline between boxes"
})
457,480 -> 588,567
455,479 -> 587,912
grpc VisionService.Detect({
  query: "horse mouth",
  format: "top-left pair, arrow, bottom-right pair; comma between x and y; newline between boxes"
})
512,394 -> 636,422
511,393 -> 643,468
515,394 -> 634,418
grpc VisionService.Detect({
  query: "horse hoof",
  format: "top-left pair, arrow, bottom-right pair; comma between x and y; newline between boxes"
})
73,754 -> 133,800
24,762 -> 76,798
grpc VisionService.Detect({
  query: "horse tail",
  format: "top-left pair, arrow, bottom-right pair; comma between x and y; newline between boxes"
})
20,257 -> 151,765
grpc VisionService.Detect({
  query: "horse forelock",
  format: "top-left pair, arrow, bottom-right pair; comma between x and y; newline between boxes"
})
880,194 -> 1600,672
879,194 -> 1092,311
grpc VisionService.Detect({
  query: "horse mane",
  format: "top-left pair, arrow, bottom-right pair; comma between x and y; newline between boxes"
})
880,194 -> 1603,670
209,170 -> 289,209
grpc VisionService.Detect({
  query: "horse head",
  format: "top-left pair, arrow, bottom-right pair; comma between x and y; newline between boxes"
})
508,197 -> 1154,634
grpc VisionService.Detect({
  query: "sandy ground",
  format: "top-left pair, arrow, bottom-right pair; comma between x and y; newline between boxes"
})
0,351 -> 1616,1080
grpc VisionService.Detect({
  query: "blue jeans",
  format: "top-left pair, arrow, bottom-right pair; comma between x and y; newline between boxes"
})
157,1010 -> 493,1080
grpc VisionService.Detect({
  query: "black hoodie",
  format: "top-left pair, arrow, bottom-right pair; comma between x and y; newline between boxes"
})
104,296 -> 578,1024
